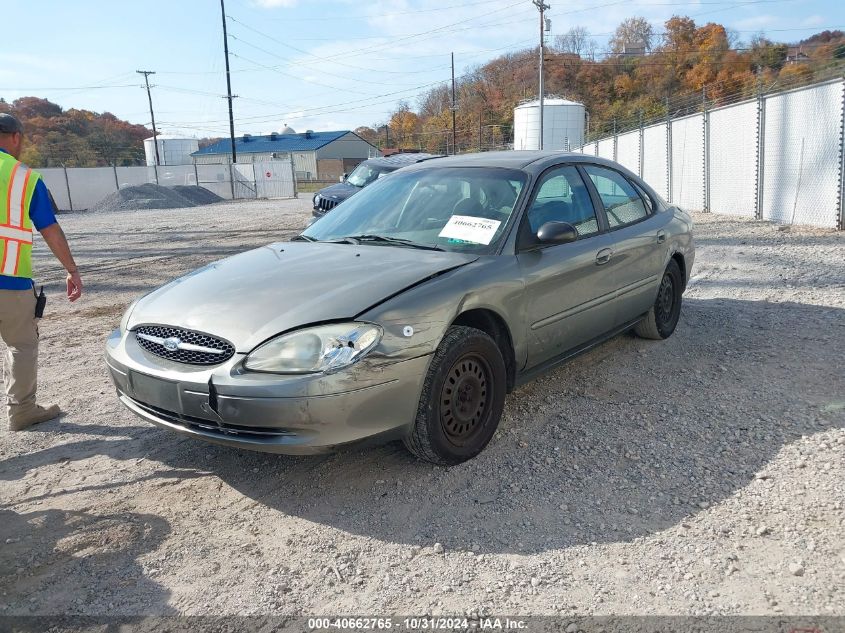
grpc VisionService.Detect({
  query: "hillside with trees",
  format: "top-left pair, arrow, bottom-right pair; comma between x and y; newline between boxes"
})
0,97 -> 152,167
369,17 -> 845,153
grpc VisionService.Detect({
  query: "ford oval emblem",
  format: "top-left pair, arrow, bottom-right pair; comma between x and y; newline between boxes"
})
162,337 -> 181,352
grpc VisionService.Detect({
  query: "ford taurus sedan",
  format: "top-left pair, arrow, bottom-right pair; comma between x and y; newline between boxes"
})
106,151 -> 694,465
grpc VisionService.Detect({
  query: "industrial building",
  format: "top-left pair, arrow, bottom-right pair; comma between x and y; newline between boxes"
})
191,129 -> 378,181
513,98 -> 586,151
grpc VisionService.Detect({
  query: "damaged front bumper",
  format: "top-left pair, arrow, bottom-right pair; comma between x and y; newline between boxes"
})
105,328 -> 430,454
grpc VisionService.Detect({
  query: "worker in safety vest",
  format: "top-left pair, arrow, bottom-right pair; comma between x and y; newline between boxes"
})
0,113 -> 82,431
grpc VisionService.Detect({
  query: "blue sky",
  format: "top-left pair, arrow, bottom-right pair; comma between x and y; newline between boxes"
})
2,0 -> 843,138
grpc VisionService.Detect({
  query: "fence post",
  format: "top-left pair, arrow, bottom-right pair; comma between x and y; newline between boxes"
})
838,77 -> 845,231
638,111 -> 644,178
153,163 -> 159,186
194,163 -> 199,187
666,96 -> 673,203
63,165 -> 73,212
112,164 -> 119,191
289,155 -> 298,199
703,88 -> 710,212
252,162 -> 258,199
613,119 -> 618,162
228,161 -> 236,200
755,86 -> 766,220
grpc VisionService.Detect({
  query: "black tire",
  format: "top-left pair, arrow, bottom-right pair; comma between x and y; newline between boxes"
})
635,259 -> 683,340
404,325 -> 507,465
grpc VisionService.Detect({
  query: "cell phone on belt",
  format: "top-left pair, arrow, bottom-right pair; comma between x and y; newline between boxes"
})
34,286 -> 46,318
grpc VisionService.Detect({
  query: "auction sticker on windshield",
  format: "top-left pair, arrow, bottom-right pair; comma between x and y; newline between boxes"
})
438,215 -> 502,245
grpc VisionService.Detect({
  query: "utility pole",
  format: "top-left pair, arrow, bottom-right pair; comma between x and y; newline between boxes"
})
220,0 -> 237,163
532,0 -> 550,150
451,52 -> 457,155
136,70 -> 160,166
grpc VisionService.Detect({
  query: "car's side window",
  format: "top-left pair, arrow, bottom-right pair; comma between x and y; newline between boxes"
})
526,166 -> 599,238
583,165 -> 649,228
631,180 -> 655,214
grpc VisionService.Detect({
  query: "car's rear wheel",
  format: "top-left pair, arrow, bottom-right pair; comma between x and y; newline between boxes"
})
404,325 -> 506,465
634,259 -> 683,340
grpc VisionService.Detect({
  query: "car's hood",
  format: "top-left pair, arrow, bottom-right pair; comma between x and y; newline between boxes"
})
128,242 -> 477,352
316,181 -> 359,201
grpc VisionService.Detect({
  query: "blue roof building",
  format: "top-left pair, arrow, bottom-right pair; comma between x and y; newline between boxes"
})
192,129 -> 378,180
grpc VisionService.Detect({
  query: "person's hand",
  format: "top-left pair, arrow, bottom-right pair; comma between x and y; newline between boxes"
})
66,269 -> 82,302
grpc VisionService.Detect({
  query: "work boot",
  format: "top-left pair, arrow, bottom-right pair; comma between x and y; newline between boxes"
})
9,404 -> 62,431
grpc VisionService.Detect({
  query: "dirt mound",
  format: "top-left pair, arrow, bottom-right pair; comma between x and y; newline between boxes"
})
89,183 -> 223,212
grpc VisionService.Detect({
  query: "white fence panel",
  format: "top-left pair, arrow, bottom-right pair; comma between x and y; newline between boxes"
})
197,164 -> 233,200
582,142 -> 597,156
709,101 -> 757,217
642,124 -> 668,200
762,80 -> 843,227
39,168 -> 71,211
116,166 -> 154,189
597,138 -> 615,161
255,160 -> 295,199
671,114 -> 705,210
66,167 -> 117,210
616,131 -> 640,175
233,164 -> 257,199
157,165 -> 197,187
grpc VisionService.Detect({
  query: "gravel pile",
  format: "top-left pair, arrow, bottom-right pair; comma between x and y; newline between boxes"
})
89,183 -> 223,212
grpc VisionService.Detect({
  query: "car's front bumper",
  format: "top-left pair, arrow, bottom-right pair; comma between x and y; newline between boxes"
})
105,329 -> 430,454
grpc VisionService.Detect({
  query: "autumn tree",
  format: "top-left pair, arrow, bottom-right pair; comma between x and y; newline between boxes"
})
610,17 -> 655,53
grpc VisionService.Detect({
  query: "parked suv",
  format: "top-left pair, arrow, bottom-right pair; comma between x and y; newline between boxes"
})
312,153 -> 441,219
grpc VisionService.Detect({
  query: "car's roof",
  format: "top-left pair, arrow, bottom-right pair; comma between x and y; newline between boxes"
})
365,152 -> 443,169
399,150 -> 625,173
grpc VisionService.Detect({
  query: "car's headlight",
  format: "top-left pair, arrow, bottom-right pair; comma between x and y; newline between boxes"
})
313,193 -> 321,205
244,322 -> 382,374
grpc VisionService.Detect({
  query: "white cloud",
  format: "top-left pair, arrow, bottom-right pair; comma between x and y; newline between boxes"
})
800,15 -> 826,28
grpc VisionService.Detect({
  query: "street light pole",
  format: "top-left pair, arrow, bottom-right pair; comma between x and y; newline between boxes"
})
532,0 -> 550,150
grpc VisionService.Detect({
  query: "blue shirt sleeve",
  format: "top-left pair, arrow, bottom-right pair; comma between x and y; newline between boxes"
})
29,178 -> 58,231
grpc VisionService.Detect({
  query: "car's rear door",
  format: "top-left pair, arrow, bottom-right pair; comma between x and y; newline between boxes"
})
516,164 -> 617,368
580,164 -> 671,327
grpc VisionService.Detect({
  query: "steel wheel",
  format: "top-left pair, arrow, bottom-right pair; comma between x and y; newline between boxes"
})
655,273 -> 676,328
440,354 -> 491,444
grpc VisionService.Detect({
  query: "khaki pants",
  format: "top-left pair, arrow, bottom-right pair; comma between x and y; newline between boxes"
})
0,289 -> 39,426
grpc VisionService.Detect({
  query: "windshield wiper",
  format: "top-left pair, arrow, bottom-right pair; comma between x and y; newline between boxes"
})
290,234 -> 316,242
340,234 -> 444,251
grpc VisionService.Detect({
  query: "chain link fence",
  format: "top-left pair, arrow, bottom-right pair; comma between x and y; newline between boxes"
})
578,78 -> 845,229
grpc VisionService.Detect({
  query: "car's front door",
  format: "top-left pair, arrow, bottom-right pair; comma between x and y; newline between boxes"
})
580,164 -> 670,326
516,165 -> 617,369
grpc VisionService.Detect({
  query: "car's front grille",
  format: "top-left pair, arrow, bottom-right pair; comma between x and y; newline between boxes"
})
134,325 -> 235,366
316,197 -> 339,213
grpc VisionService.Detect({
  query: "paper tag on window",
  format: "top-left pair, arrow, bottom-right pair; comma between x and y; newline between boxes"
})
438,215 -> 501,245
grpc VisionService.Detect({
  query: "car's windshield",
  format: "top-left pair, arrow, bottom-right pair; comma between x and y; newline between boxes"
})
346,162 -> 389,187
302,167 -> 528,254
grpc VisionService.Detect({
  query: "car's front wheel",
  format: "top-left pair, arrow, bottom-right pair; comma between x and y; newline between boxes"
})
635,258 -> 683,340
404,325 -> 506,465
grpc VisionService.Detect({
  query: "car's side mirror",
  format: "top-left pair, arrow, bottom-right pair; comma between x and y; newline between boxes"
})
536,221 -> 578,245
340,173 -> 347,182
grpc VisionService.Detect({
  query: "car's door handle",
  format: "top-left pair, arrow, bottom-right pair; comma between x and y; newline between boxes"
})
595,248 -> 613,265
656,230 -> 667,243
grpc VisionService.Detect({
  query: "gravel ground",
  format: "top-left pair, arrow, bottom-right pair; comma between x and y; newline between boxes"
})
0,199 -> 843,617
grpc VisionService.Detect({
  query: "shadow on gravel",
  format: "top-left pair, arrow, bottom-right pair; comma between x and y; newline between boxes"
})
0,507 -> 173,614
131,296 -> 843,555
5,298 -> 844,558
